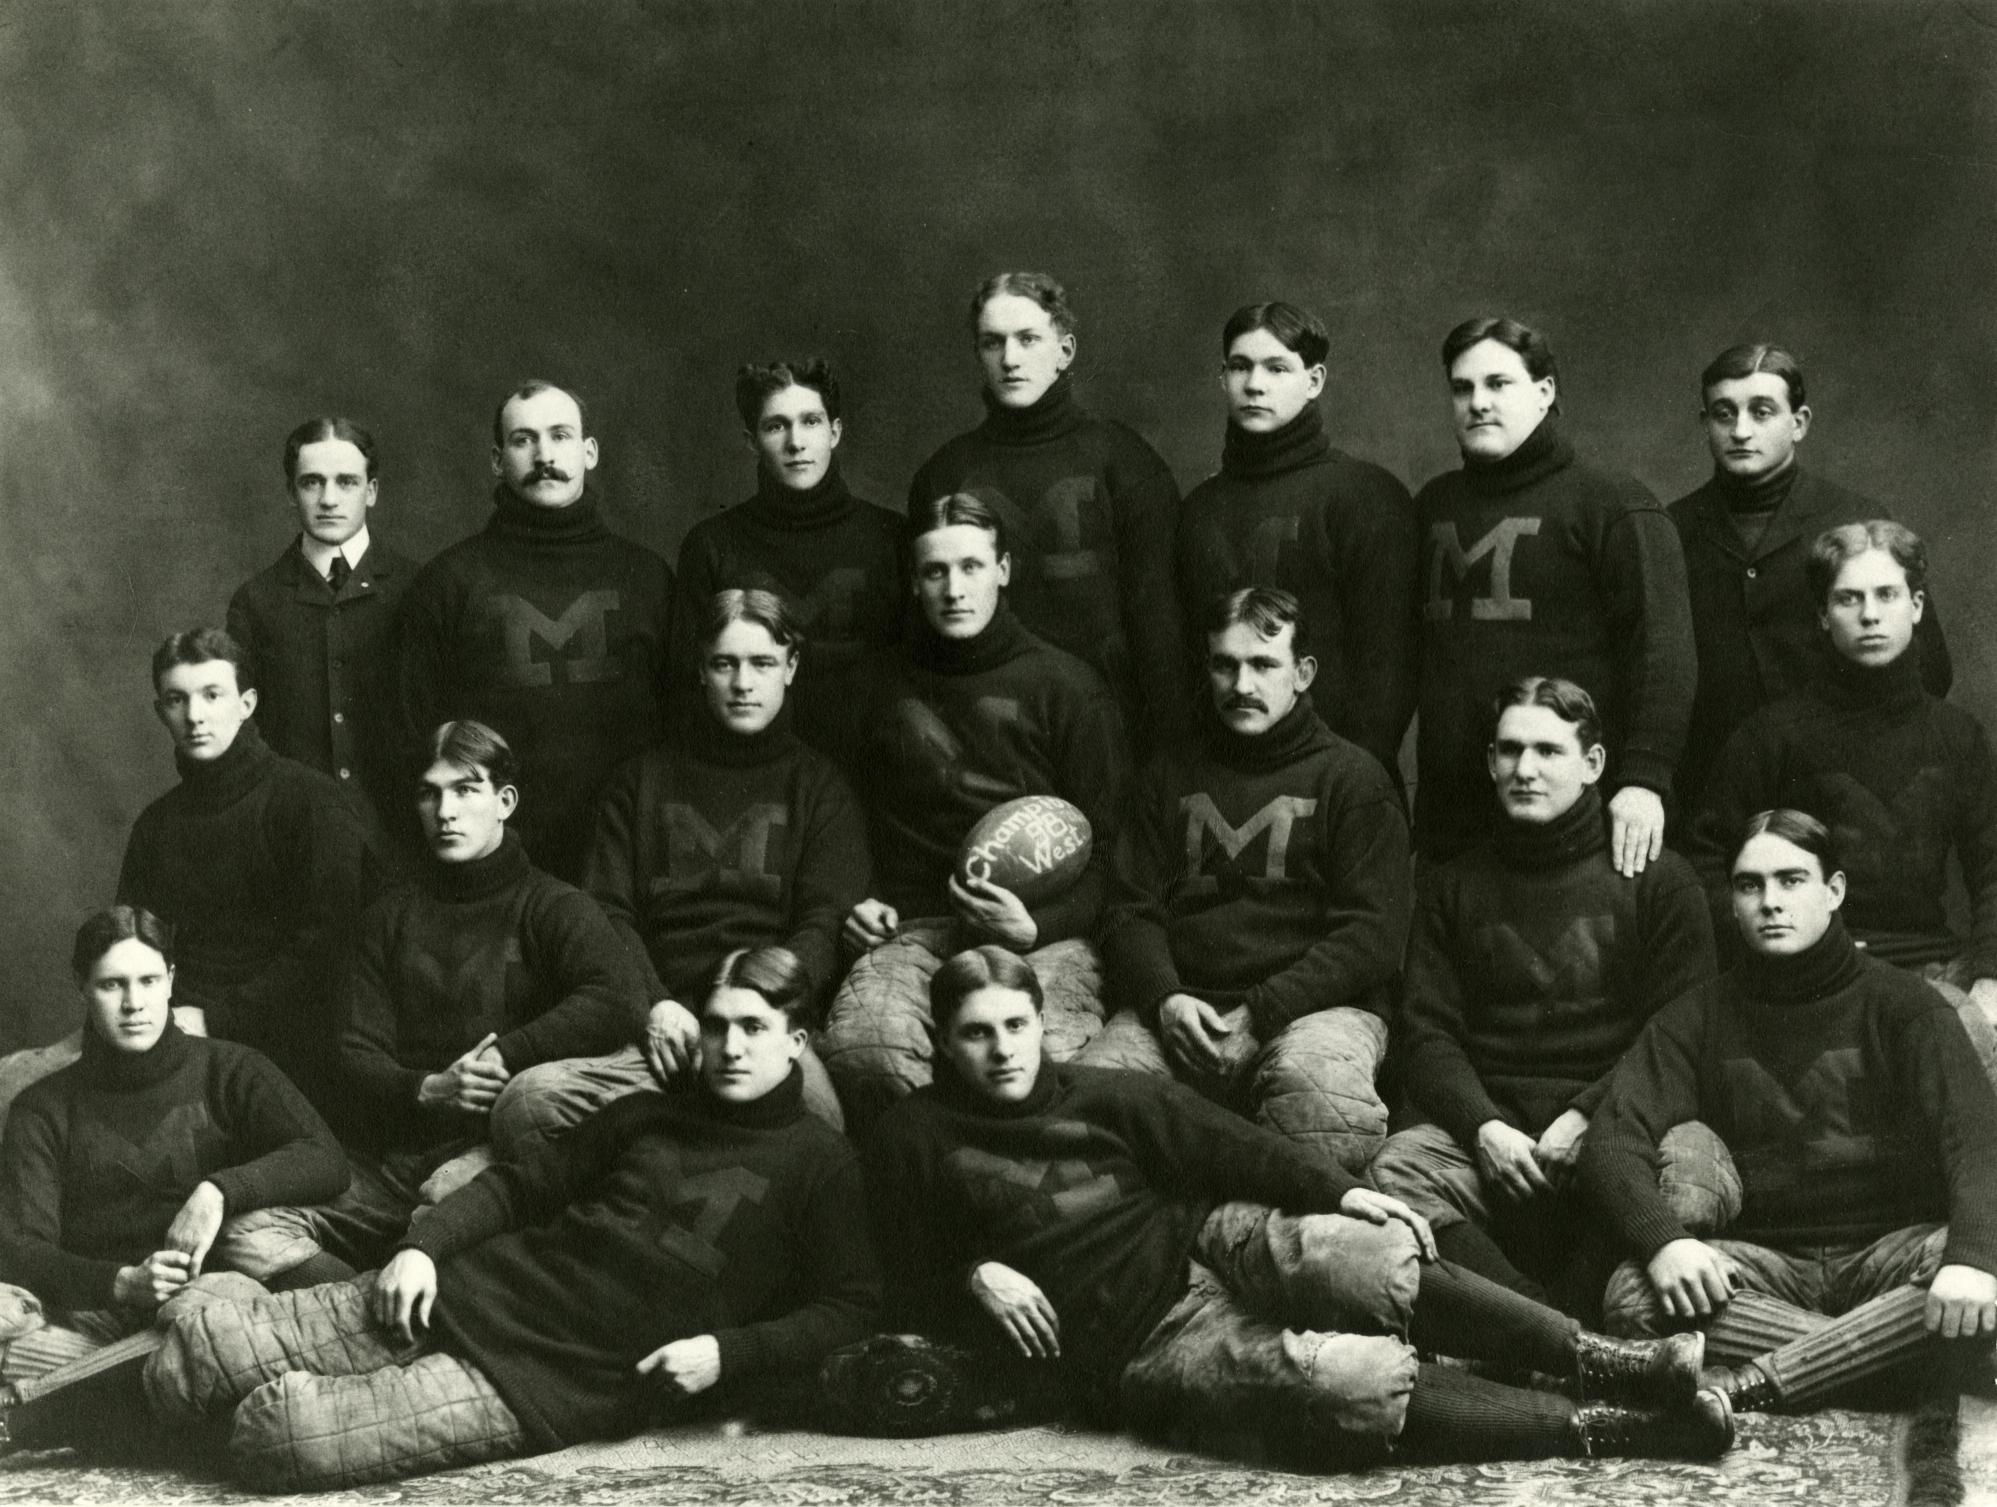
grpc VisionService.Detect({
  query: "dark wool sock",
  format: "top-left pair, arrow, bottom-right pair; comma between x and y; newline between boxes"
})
1396,1361 -> 1575,1462
1434,1220 -> 1550,1304
265,1251 -> 357,1292
1410,1258 -> 1578,1375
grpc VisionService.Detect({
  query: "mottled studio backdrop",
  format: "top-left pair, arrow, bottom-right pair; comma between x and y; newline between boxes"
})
0,0 -> 1991,1048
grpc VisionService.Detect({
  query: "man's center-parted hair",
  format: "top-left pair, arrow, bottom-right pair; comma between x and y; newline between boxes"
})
968,270 -> 1076,339
1221,300 -> 1330,370
282,416 -> 379,483
491,379 -> 590,446
1202,585 -> 1313,662
1442,315 -> 1562,412
708,944 -> 814,1030
424,718 -> 520,795
1805,519 -> 1928,605
735,358 -> 842,431
71,904 -> 174,983
929,945 -> 1045,1033
1734,807 -> 1843,880
152,626 -> 254,696
1700,342 -> 1807,411
701,588 -> 807,660
1490,674 -> 1604,751
909,490 -> 1009,559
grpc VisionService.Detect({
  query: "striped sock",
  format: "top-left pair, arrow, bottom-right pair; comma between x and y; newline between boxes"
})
1704,1289 -> 1830,1364
1758,1285 -> 1930,1408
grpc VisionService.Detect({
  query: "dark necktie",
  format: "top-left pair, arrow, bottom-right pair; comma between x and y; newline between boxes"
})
327,555 -> 352,594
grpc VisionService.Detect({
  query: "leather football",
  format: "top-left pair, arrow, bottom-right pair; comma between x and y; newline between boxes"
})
956,795 -> 1093,905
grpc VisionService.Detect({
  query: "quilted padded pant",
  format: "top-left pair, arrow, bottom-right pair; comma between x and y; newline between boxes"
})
820,920 -> 1103,1129
1079,1006 -> 1387,1176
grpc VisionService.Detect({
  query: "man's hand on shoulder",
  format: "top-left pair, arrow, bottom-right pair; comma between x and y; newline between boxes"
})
1926,1264 -> 1997,1340
969,1260 -> 1061,1360
637,1334 -> 722,1395
643,998 -> 701,1085
171,1006 -> 208,1038
1608,786 -> 1666,878
1646,1237 -> 1735,1320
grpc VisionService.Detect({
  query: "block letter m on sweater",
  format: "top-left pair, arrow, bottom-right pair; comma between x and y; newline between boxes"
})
495,590 -> 623,686
1424,518 -> 1541,621
1179,793 -> 1319,894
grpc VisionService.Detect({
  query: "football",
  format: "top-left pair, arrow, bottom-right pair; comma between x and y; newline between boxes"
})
956,795 -> 1093,906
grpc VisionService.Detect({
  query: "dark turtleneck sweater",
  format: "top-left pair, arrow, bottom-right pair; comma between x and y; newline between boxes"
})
851,601 -> 1126,944
1689,650 -> 1997,977
396,485 -> 678,883
1176,405 -> 1420,782
675,464 -> 907,767
1581,919 -> 1997,1270
1668,464 -> 1953,812
116,721 -> 375,1091
0,1024 -> 347,1310
581,706 -> 869,1012
908,374 -> 1188,748
1102,699 -> 1411,1039
864,1058 -> 1363,1407
1399,787 -> 1716,1144
340,828 -> 645,1154
403,1066 -> 878,1449
1414,418 -> 1696,860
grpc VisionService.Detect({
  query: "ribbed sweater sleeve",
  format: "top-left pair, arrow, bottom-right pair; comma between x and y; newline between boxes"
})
1101,758 -> 1188,1019
1578,993 -> 1710,1257
1398,869 -> 1509,1143
202,1051 -> 350,1215
338,898 -> 429,1116
1906,1005 -> 1997,1275
783,765 -> 871,1001
1594,502 -> 1696,798
0,1095 -> 123,1309
863,1113 -> 976,1331
1130,1076 -> 1366,1209
1108,443 -> 1192,748
494,887 -> 644,1069
1955,720 -> 1997,982
1026,682 -> 1128,946
582,761 -> 673,1003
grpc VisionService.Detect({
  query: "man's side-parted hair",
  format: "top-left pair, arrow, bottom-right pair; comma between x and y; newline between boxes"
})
152,627 -> 253,695
1442,316 -> 1561,404
969,271 -> 1076,339
910,491 -> 1008,558
736,358 -> 841,430
425,719 -> 519,795
930,945 -> 1045,1032
1806,520 -> 1928,605
1202,586 -> 1313,662
1734,807 -> 1842,880
1491,674 -> 1603,752
1700,343 -> 1806,411
709,944 -> 813,1029
702,588 -> 806,659
72,905 -> 174,982
491,379 -> 590,446
283,417 -> 379,484
1221,301 -> 1330,370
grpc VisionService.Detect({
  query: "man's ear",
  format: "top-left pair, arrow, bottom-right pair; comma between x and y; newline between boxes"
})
496,783 -> 521,820
1304,365 -> 1328,401
996,553 -> 1012,588
1825,869 -> 1848,910
1581,742 -> 1607,783
580,435 -> 601,472
1292,654 -> 1318,693
238,687 -> 259,718
490,445 -> 503,479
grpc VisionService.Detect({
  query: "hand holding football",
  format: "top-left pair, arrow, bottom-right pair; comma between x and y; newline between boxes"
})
956,796 -> 1093,907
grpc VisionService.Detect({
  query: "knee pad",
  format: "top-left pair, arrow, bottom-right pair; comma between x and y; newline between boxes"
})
1658,1122 -> 1742,1237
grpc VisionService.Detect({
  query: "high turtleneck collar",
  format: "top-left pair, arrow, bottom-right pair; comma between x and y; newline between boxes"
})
1461,414 -> 1574,497
1221,402 -> 1333,481
1711,458 -> 1799,516
1736,914 -> 1865,1005
934,1052 -> 1060,1119
686,700 -> 803,768
696,1060 -> 807,1129
978,373 -> 1086,447
79,1018 -> 194,1091
1201,696 -> 1332,773
1493,785 -> 1608,871
487,484 -> 611,547
1822,644 -> 1925,713
909,597 -> 1035,677
745,461 -> 855,532
174,719 -> 273,801
426,826 -> 532,902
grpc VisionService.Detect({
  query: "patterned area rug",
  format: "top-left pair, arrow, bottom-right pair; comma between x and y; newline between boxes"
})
2,1400 -> 1980,1506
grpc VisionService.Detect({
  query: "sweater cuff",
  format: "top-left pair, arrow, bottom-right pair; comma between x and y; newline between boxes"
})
713,1325 -> 769,1380
206,1167 -> 257,1216
1621,1204 -> 1694,1260
1615,750 -> 1675,799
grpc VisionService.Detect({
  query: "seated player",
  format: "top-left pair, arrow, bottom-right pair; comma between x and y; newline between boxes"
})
219,719 -> 644,1280
675,360 -> 905,766
1081,587 -> 1410,1174
140,947 -> 880,1493
0,907 -> 348,1384
859,947 -> 1733,1467
566,588 -> 867,1128
116,627 -> 376,1116
820,492 -> 1125,1128
1585,810 -> 1997,1413
1689,522 -> 1997,1072
1177,301 -> 1418,784
1372,676 -> 1715,1308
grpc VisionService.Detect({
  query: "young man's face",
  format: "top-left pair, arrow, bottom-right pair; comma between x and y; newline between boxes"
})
975,293 -> 1074,410
939,985 -> 1044,1104
1731,831 -> 1845,957
83,938 -> 174,1056
1206,620 -> 1316,736
1222,327 -> 1325,434
700,984 -> 807,1103
1487,702 -> 1605,825
1703,372 -> 1809,481
1821,547 -> 1923,668
290,438 -> 377,548
701,619 -> 797,736
492,388 -> 598,509
416,758 -> 516,863
1450,339 -> 1555,462
751,383 -> 841,493
913,523 -> 1009,640
155,659 -> 257,763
